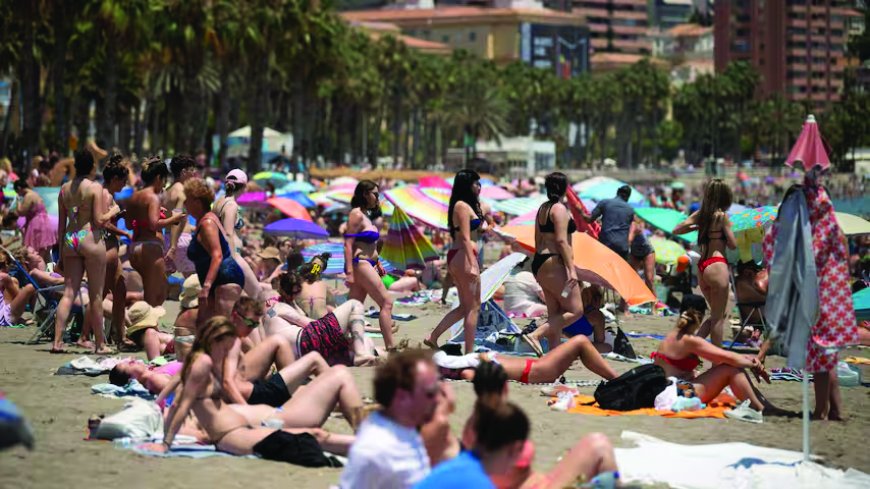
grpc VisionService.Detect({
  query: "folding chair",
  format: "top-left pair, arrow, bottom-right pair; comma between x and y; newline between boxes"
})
0,245 -> 81,344
729,271 -> 767,350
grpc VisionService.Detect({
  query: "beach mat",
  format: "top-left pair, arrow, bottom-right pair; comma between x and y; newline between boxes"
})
561,393 -> 737,419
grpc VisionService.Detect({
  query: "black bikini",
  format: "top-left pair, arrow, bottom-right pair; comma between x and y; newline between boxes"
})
532,203 -> 576,276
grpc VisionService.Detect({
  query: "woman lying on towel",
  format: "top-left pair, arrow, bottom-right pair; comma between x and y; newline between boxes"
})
432,333 -> 617,384
109,358 -> 182,395
151,316 -> 355,465
653,294 -> 781,424
258,271 -> 384,367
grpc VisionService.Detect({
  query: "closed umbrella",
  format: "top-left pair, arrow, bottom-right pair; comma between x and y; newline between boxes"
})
380,206 -> 439,271
785,115 -> 830,171
263,218 -> 327,239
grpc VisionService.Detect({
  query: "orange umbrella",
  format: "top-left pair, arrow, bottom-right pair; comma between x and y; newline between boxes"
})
500,225 -> 655,306
267,197 -> 313,222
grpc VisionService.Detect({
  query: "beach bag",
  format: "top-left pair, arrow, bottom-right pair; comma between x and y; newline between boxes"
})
611,327 -> 637,359
593,364 -> 668,411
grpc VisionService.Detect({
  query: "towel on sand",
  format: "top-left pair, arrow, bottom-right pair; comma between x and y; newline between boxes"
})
561,393 -> 737,419
615,430 -> 870,489
91,380 -> 155,400
55,356 -> 130,376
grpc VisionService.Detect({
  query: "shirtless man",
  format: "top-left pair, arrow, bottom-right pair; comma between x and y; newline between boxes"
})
163,155 -> 198,276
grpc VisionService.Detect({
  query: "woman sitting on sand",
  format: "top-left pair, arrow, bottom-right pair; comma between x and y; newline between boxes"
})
653,294 -> 777,424
286,252 -> 333,319
154,316 -> 354,465
432,332 -> 617,384
261,271 -> 383,366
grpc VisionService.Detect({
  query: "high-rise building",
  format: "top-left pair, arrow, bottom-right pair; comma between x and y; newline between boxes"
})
573,0 -> 651,55
714,0 -> 864,110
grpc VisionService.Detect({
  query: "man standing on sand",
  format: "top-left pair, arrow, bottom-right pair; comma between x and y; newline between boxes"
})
164,155 -> 198,276
584,185 -> 635,261
338,350 -> 440,489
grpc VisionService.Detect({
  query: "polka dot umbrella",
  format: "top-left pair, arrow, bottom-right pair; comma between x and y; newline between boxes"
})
729,206 -> 779,233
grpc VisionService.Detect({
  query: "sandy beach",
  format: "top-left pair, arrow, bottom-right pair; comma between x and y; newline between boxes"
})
0,299 -> 867,489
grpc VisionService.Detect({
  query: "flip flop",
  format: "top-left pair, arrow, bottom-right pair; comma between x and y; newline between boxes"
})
49,347 -> 67,354
422,339 -> 438,350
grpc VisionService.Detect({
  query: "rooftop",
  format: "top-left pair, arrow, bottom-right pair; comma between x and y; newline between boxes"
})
348,20 -> 453,54
341,5 -> 585,26
667,23 -> 713,38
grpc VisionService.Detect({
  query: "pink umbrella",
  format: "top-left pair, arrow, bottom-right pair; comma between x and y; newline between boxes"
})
267,197 -> 312,222
785,114 -> 830,172
418,176 -> 452,189
237,191 -> 269,208
480,186 -> 514,200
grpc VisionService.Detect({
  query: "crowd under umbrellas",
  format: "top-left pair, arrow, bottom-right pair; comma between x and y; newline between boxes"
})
0,115 -> 866,487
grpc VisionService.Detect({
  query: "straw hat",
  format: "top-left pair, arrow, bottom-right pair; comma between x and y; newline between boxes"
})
127,301 -> 166,336
180,275 -> 202,309
257,246 -> 281,261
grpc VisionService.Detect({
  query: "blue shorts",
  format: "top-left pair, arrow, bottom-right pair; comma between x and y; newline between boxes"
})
562,315 -> 594,337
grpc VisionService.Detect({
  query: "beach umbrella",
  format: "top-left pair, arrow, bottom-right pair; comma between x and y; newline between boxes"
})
384,185 -> 448,230
325,188 -> 394,216
253,171 -> 290,186
277,190 -> 316,209
308,191 -> 336,207
330,176 -> 358,187
785,115 -> 830,171
278,181 -> 315,193
649,237 -> 686,266
500,225 -> 656,306
420,187 -> 451,206
493,195 -> 548,216
635,207 -> 698,244
113,186 -> 134,202
854,288 -> 870,322
418,175 -> 452,189
729,206 -> 778,233
380,206 -> 439,271
480,186 -> 515,200
834,212 -> 870,236
237,191 -> 269,208
504,205 -> 594,227
572,176 -> 620,194
263,218 -> 327,239
579,179 -> 647,206
301,241 -> 396,276
728,203 -> 747,214
267,197 -> 312,222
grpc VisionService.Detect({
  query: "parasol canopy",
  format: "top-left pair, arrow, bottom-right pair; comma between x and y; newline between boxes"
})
263,218 -> 327,239
649,237 -> 687,266
729,206 -> 778,233
493,195 -> 548,216
834,212 -> 870,236
635,207 -> 698,244
384,185 -> 449,230
277,190 -> 316,209
500,225 -> 656,306
267,197 -> 313,222
785,115 -> 830,171
253,171 -> 290,186
380,206 -> 439,271
237,191 -> 269,208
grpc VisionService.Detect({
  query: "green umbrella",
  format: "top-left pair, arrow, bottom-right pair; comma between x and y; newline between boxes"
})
854,287 -> 870,322
635,207 -> 698,244
729,206 -> 778,233
649,237 -> 686,265
253,171 -> 290,186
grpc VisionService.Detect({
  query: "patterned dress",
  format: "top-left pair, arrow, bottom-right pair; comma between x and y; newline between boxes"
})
764,181 -> 859,372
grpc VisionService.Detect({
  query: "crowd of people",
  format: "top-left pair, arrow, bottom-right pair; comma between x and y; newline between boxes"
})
0,141 -> 864,486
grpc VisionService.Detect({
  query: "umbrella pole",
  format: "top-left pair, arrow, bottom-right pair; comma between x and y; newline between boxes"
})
802,368 -> 810,461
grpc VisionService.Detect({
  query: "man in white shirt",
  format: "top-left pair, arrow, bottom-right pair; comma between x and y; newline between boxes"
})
338,350 -> 440,489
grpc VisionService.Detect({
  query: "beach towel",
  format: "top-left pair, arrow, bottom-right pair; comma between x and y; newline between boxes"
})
844,356 -> 870,365
91,380 -> 155,401
364,308 -> 416,321
558,392 -> 737,419
55,356 -> 130,376
615,430 -> 870,489
396,292 -> 432,306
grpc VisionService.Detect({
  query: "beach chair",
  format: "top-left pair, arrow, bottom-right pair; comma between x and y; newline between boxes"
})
0,245 -> 81,344
729,271 -> 767,350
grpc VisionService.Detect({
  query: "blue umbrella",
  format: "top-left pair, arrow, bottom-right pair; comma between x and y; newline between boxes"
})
277,191 -> 316,208
263,218 -> 328,239
579,180 -> 648,207
113,186 -> 134,202
301,242 -> 396,276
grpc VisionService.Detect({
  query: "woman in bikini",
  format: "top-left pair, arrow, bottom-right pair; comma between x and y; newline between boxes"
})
528,172 -> 601,353
183,178 -> 246,322
288,252 -> 332,319
344,180 -> 396,350
432,331 -> 616,384
128,157 -> 187,307
213,169 -> 260,298
53,150 -> 112,353
424,169 -> 486,353
652,295 -> 778,424
155,317 -> 354,465
101,156 -> 133,344
674,179 -> 736,346
261,271 -> 382,367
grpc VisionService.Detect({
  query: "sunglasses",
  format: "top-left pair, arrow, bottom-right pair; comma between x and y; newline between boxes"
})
234,310 -> 261,329
370,191 -> 380,200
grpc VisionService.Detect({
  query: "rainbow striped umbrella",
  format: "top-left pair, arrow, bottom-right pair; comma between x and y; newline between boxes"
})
418,175 -> 451,189
493,195 -> 548,216
420,187 -> 451,206
384,185 -> 448,230
730,206 -> 778,233
480,186 -> 515,200
381,206 -> 439,271
301,242 -> 396,276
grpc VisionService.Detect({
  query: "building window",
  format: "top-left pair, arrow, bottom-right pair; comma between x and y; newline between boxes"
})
469,31 -> 477,42
442,35 -> 450,43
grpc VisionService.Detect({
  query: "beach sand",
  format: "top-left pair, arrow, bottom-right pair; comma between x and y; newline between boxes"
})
0,300 -> 867,489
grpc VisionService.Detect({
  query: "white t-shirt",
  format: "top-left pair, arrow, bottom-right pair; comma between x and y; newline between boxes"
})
338,411 -> 431,489
503,271 -> 543,312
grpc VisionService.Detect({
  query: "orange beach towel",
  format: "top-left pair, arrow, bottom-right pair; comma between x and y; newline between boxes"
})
561,394 -> 738,419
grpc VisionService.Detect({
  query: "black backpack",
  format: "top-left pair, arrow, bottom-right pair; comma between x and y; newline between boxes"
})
593,364 -> 669,411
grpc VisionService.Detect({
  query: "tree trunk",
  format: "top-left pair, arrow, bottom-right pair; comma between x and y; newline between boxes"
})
247,56 -> 269,174
52,3 -> 71,154
133,99 -> 145,156
0,79 -> 16,157
215,66 -> 231,168
99,40 -> 119,147
19,0 -> 42,161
